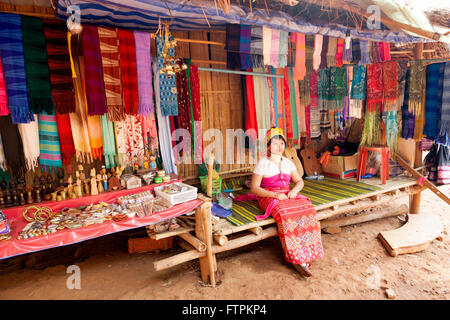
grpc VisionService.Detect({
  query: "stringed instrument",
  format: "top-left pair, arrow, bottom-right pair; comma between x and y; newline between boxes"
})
299,144 -> 322,176
284,148 -> 304,177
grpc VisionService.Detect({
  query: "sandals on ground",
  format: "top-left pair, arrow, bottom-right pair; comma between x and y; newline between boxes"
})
293,263 -> 312,277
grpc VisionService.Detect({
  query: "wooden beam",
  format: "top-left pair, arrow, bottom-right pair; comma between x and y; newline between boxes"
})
178,232 -> 206,252
148,227 -> 194,240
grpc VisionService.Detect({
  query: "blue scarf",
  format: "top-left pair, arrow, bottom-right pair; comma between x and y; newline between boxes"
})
424,62 -> 445,139
0,13 -> 34,124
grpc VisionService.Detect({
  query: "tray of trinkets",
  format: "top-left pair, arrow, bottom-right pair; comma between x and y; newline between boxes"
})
153,182 -> 198,206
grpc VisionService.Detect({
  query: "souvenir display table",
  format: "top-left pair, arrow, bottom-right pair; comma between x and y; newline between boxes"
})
0,179 -> 204,260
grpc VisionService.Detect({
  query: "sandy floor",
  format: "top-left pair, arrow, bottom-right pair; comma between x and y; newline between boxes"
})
0,185 -> 449,300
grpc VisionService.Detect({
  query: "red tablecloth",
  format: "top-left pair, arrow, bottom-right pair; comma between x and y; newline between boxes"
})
0,180 -> 203,260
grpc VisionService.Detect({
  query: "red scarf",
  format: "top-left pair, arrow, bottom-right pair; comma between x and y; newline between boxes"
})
118,29 -> 139,115
245,73 -> 258,143
0,56 -> 9,116
382,61 -> 398,111
55,112 -> 75,165
366,63 -> 383,112
283,67 -> 293,141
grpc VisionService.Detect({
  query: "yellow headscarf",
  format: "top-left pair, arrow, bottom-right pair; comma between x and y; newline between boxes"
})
265,127 -> 286,145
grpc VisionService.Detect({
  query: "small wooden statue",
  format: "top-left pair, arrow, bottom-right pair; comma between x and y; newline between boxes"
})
96,174 -> 104,193
133,156 -> 139,174
107,167 -> 121,191
90,168 -> 98,196
143,156 -> 149,170
150,155 -> 157,170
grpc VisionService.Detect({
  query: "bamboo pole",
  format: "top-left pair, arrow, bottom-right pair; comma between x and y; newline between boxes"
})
207,152 -> 215,197
320,204 -> 408,229
249,226 -> 263,235
178,232 -> 207,252
200,201 -> 215,286
149,227 -> 194,240
213,234 -> 228,246
176,237 -> 195,251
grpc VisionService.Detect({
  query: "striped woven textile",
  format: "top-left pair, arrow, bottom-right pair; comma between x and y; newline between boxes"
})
226,178 -> 382,226
38,114 -> 62,169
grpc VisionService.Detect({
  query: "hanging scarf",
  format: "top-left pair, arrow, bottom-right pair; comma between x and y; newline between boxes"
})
278,30 -> 288,68
318,68 -> 331,131
55,112 -> 75,165
310,70 -> 320,139
438,62 -> 450,141
326,37 -> 337,67
70,55 -> 93,163
350,65 -> 366,118
86,115 -> 103,160
140,113 -> 159,156
250,26 -> 264,68
253,68 -> 271,140
240,25 -> 252,70
0,57 -> 9,116
379,42 -> 390,62
382,61 -> 398,111
0,134 -> 7,170
134,31 -> 154,116
370,42 -> 382,64
366,63 -> 383,112
334,67 -> 348,105
268,66 -> 278,127
118,29 -> 140,115
292,33 -> 306,80
288,67 -> 299,142
0,115 -> 25,172
226,24 -> 241,70
305,34 -> 315,76
21,15 -> 54,115
114,120 -> 127,166
320,35 -> 329,70
124,115 -> 145,165
311,34 -> 322,72
38,113 -> 63,170
270,29 -> 280,68
343,37 -> 352,63
98,27 -> 125,121
244,73 -> 258,143
42,19 -> 76,114
188,64 -> 202,164
408,60 -> 426,116
283,67 -> 293,142
100,114 -> 116,168
359,40 -> 370,65
294,77 -> 303,141
262,27 -> 272,67
18,115 -> 40,171
352,39 -> 361,64
401,68 -> 413,139
156,34 -> 178,117
81,25 -> 107,116
397,61 -> 408,110
0,13 -> 34,124
335,38 -> 344,67
176,60 -> 192,133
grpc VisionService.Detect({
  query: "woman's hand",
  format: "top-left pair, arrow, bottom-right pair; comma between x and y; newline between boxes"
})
273,192 -> 288,201
287,189 -> 298,199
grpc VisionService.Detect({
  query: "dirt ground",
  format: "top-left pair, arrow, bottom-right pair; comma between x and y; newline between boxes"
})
0,185 -> 449,300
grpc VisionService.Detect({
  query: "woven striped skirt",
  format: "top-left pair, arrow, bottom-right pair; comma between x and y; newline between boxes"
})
258,195 -> 324,265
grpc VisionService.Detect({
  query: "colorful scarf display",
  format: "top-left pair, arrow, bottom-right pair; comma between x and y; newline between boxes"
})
351,39 -> 361,64
326,37 -> 337,67
0,57 -> 9,116
38,113 -> 62,170
156,34 -> 178,117
240,25 -> 252,69
134,31 -> 154,116
100,114 -> 116,168
335,38 -> 344,67
0,13 -> 34,124
250,26 -> 264,68
278,30 -> 288,68
366,63 -> 383,112
55,112 -> 75,165
370,42 -> 382,64
70,56 -> 92,163
350,65 -> 366,118
320,36 -> 329,70
310,70 -> 320,139
118,29 -> 139,115
313,34 -> 323,71
226,24 -> 241,70
305,35 -> 315,75
292,33 -> 306,80
81,25 -> 107,116
21,16 -> 54,115
438,62 -> 450,142
359,40 -> 370,65
18,116 -> 40,171
0,115 -> 25,172
42,19 -> 76,114
98,27 -> 125,121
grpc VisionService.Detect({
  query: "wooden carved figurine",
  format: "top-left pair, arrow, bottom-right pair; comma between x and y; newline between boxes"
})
90,169 -> 98,196
96,174 -> 104,193
74,179 -> 83,198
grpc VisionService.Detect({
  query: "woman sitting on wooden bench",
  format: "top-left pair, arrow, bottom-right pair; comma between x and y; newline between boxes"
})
250,127 -> 324,277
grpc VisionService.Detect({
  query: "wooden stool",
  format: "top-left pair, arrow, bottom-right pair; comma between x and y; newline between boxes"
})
356,146 -> 389,184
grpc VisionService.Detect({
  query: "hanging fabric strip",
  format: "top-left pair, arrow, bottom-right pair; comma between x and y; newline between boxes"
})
359,40 -> 370,65
320,35 -> 329,70
100,114 -> 116,168
134,31 -> 154,116
118,29 -> 139,115
401,68 -> 412,139
0,115 -> 25,173
318,68 -> 331,131
244,73 -> 259,143
81,25 -> 107,116
438,62 -> 450,143
408,60 -> 426,115
55,112 -> 75,166
70,55 -> 93,163
21,15 -> 54,115
370,42 -> 382,64
240,25 -> 252,70
278,30 -> 288,68
176,60 -> 192,133
156,34 -> 178,117
292,33 -> 306,80
288,67 -> 299,142
125,115 -> 145,164
270,29 -> 280,68
42,19 -> 76,114
253,68 -> 271,143
0,13 -> 34,124
114,120 -> 127,166
351,39 -> 361,64
276,68 -> 286,134
262,26 -> 272,67
188,64 -> 202,164
283,67 -> 293,142
86,115 -> 103,160
98,27 -> 125,121
0,133 -> 7,170
350,65 -> 366,118
335,38 -> 344,67
67,32 -> 76,78
38,113 -> 63,170
294,77 -> 303,140
0,56 -> 9,116
310,70 -> 320,139
266,67 -> 276,127
313,34 -> 323,71
250,26 -> 264,68
18,115 -> 40,171
366,63 -> 383,112
226,24 -> 241,70
305,34 -> 315,76
382,61 -> 398,112
343,37 -> 352,63
326,37 -> 337,67
269,66 -> 279,127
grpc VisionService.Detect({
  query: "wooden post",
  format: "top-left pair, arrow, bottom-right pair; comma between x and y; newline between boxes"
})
195,201 -> 216,285
207,152 -> 215,197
